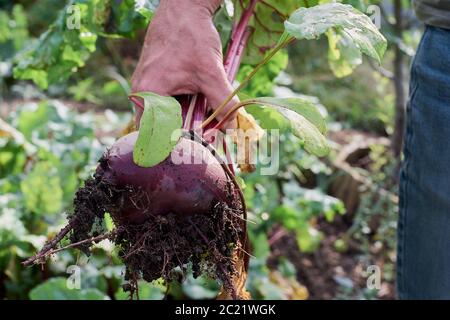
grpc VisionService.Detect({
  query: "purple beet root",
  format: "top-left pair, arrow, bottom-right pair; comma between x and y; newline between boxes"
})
98,132 -> 235,223
31,131 -> 245,298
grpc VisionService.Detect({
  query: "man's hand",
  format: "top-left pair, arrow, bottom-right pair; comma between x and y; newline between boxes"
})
131,0 -> 238,127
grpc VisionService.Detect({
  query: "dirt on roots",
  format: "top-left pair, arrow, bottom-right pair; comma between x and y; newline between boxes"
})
68,156 -> 246,299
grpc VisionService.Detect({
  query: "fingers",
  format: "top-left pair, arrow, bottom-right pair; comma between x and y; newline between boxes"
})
131,56 -> 170,125
131,60 -> 172,96
200,63 -> 239,129
131,61 -> 192,126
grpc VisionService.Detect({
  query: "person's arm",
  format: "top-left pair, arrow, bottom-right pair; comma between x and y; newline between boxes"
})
131,0 -> 237,127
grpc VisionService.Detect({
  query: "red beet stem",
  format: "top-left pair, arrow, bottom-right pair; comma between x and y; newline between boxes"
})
223,0 -> 258,80
227,27 -> 253,82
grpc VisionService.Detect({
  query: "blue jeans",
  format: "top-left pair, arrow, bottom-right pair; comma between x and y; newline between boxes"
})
398,25 -> 450,299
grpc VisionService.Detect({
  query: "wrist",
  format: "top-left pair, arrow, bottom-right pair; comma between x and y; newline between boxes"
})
162,0 -> 221,15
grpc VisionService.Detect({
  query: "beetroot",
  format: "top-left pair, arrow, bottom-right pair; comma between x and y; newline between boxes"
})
100,132 -> 233,224
24,130 -> 247,299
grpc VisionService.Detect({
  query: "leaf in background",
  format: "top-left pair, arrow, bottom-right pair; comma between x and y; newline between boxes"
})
106,0 -> 156,36
182,274 -> 220,299
131,92 -> 182,167
115,280 -> 165,300
243,97 -> 329,157
277,257 -> 297,279
135,0 -> 160,19
237,50 -> 289,97
214,5 -> 233,49
0,208 -> 27,251
20,161 -> 63,215
273,205 -> 303,231
14,2 -> 95,89
284,3 -> 387,69
295,224 -> 323,253
0,142 -> 27,179
242,179 -> 280,215
17,102 -> 52,140
249,231 -> 271,261
13,0 -> 156,89
254,277 -> 287,300
6,100 -> 99,207
29,278 -> 109,300
0,5 -> 29,61
0,12 -> 9,43
13,100 -> 94,150
0,117 -> 36,159
233,0 -> 313,65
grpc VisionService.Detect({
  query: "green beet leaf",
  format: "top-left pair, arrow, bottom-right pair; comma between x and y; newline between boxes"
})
131,92 -> 182,168
251,97 -> 327,134
284,3 -> 387,64
243,97 -> 329,157
327,29 -> 363,78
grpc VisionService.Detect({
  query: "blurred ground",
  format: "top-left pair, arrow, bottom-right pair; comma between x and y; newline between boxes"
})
268,216 -> 395,299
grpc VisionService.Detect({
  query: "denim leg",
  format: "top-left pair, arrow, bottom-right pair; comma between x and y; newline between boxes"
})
398,26 -> 450,299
